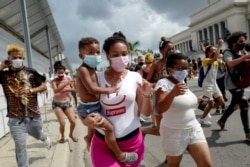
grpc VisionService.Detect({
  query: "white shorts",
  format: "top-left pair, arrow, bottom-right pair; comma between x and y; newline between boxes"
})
202,85 -> 222,100
160,123 -> 207,156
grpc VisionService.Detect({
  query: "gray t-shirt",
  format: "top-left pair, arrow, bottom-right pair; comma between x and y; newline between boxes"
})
223,50 -> 237,90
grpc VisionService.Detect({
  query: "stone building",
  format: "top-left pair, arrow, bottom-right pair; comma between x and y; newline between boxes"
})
169,0 -> 250,58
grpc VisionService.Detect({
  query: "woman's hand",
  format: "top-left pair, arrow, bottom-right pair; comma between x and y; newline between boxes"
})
137,79 -> 153,96
79,113 -> 104,128
171,83 -> 188,96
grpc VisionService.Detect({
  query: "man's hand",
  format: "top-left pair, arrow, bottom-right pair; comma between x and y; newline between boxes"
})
218,39 -> 224,47
0,59 -> 11,70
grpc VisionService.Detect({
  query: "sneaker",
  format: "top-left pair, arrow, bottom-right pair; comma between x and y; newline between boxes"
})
139,116 -> 147,122
122,152 -> 138,164
206,113 -> 212,119
199,118 -> 212,126
217,120 -> 225,130
246,133 -> 250,141
44,136 -> 52,150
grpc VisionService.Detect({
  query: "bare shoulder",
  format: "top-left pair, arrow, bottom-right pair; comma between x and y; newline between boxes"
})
78,65 -> 96,77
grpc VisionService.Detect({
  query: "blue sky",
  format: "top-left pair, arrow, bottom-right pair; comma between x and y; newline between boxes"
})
48,0 -> 208,70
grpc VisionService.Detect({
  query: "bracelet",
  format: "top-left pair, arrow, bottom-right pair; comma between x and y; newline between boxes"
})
142,93 -> 152,98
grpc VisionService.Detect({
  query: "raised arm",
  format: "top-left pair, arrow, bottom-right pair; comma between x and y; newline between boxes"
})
145,61 -> 157,82
208,39 -> 224,64
199,41 -> 206,53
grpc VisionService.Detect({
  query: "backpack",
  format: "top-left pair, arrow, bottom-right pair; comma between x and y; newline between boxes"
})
224,49 -> 250,88
198,64 -> 211,87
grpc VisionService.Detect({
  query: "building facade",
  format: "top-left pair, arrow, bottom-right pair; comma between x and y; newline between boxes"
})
169,0 -> 250,58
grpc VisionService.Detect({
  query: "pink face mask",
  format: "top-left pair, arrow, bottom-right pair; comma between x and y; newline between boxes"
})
110,56 -> 129,72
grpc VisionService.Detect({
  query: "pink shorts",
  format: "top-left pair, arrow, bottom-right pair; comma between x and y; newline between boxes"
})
90,129 -> 144,167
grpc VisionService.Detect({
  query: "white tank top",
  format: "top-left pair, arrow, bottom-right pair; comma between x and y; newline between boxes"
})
96,71 -> 142,138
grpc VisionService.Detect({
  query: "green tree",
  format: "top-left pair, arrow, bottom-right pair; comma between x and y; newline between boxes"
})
128,41 -> 143,63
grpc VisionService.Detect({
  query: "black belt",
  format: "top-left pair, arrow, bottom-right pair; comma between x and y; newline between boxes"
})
95,128 -> 139,142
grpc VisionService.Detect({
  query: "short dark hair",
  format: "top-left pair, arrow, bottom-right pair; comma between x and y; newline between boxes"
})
53,61 -> 65,72
227,31 -> 247,49
166,52 -> 188,68
78,37 -> 99,51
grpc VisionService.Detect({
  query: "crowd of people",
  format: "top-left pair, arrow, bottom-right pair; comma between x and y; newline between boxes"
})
1,30 -> 250,167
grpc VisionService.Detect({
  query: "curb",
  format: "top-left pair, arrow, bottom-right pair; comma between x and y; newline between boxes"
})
50,119 -> 70,167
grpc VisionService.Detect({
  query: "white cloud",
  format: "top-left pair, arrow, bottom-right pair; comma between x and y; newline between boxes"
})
48,0 -> 207,70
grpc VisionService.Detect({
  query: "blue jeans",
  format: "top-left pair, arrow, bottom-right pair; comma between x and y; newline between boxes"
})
8,117 -> 47,167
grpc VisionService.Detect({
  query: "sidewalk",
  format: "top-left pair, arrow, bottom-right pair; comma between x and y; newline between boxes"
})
0,98 -> 87,167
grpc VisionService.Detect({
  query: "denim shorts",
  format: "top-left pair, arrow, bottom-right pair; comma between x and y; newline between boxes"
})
52,101 -> 72,111
77,101 -> 102,118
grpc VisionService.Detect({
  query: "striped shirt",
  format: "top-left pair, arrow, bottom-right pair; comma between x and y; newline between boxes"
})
0,66 -> 45,118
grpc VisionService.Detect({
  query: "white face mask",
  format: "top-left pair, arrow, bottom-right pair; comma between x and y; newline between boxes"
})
12,59 -> 23,68
172,70 -> 188,83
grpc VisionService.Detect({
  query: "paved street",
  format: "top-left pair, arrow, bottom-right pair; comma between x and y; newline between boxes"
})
1,78 -> 250,167
84,78 -> 250,167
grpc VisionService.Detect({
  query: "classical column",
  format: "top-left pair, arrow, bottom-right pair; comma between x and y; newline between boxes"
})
218,22 -> 222,39
213,25 -> 216,45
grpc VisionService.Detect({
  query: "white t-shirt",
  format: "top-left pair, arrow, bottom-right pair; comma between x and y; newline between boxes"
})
96,70 -> 142,138
202,58 -> 219,87
155,78 -> 199,129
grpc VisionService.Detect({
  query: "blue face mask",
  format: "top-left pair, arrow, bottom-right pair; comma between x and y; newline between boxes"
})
83,55 -> 102,68
172,70 -> 188,83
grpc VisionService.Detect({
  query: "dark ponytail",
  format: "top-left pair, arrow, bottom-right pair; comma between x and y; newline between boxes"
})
103,31 -> 128,54
159,36 -> 172,51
